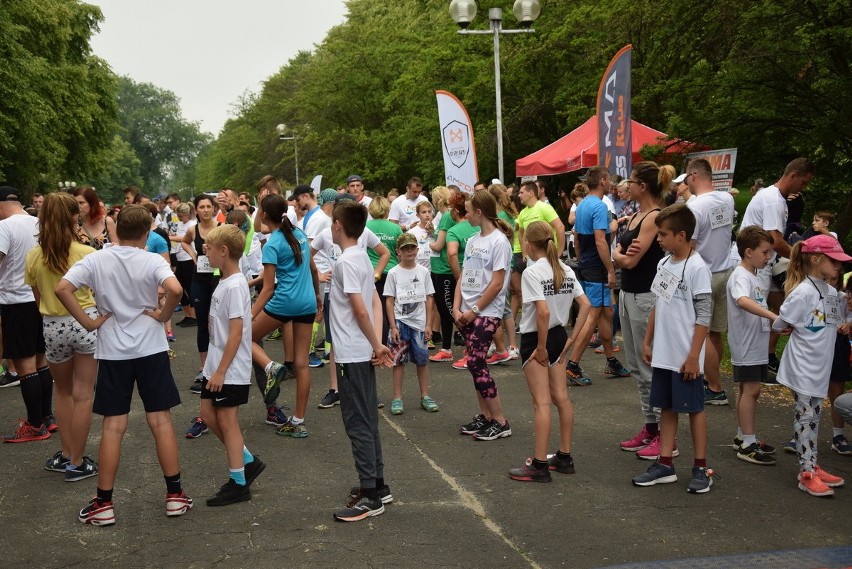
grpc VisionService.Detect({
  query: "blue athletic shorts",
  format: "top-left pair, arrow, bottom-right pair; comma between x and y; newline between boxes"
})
579,280 -> 611,308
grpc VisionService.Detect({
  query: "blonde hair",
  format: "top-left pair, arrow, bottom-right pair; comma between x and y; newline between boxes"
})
38,192 -> 81,274
431,186 -> 452,210
467,191 -> 513,242
368,196 -> 390,219
205,224 -> 245,262
784,241 -> 831,296
525,220 -> 564,291
488,184 -> 518,219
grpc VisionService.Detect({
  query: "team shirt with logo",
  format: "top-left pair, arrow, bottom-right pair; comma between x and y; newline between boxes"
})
688,190 -> 735,272
203,273 -> 252,386
384,264 -> 434,331
725,265 -> 771,366
519,258 -> 585,334
458,230 -> 512,318
330,246 -> 377,363
388,194 -> 428,228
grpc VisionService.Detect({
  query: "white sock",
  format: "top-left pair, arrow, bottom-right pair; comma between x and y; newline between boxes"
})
264,361 -> 273,373
741,434 -> 757,448
736,427 -> 743,437
290,416 -> 304,425
834,428 -> 845,438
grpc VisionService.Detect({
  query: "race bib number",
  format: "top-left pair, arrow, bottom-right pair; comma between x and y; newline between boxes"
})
461,268 -> 484,292
398,281 -> 426,304
651,266 -> 679,303
417,242 -> 431,261
196,255 -> 214,274
709,205 -> 732,230
825,296 -> 841,325
761,317 -> 771,332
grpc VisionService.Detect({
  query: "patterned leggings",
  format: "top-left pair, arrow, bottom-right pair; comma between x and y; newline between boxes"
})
792,391 -> 821,472
460,316 -> 501,400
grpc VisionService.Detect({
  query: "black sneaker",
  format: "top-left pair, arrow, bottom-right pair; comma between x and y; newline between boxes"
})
245,456 -> 266,486
453,331 -> 465,347
189,383 -> 202,395
0,372 -> 20,388
65,456 -> 98,482
547,453 -> 575,474
45,450 -> 70,472
736,443 -> 777,465
509,458 -> 552,482
459,414 -> 489,435
333,495 -> 384,522
764,354 -> 780,384
473,419 -> 512,441
177,317 -> 197,328
318,389 -> 340,409
206,479 -> 251,507
348,484 -> 393,505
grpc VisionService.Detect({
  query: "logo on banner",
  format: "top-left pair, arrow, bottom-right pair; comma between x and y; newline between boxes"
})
442,120 -> 471,168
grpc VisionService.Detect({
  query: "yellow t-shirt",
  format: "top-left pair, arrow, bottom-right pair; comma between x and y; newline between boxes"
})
25,241 -> 96,316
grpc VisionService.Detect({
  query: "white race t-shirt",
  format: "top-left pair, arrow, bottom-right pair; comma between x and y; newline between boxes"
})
519,258 -> 584,334
688,190 -> 735,272
174,220 -> 196,262
774,278 -> 839,398
459,229 -> 512,318
407,225 -> 435,270
726,265 -> 770,366
384,264 -> 434,331
388,194 -> 428,228
330,246 -> 377,363
650,252 -> 712,372
203,273 -> 251,385
0,213 -> 38,304
297,207 -> 331,241
63,246 -> 174,359
730,185 -> 787,269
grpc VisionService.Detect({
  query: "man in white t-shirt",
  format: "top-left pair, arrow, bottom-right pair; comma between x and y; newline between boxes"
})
346,175 -> 372,214
686,158 -> 736,404
734,157 -> 815,371
388,177 -> 428,231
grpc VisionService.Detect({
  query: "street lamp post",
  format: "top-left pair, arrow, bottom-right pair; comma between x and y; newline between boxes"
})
276,123 -> 299,185
450,1 -> 541,183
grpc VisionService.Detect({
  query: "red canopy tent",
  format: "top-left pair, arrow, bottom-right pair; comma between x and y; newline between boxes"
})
515,116 -> 695,176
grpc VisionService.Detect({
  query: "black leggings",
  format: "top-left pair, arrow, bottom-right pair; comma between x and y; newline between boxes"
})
431,272 -> 456,350
175,260 -> 194,307
191,274 -> 219,353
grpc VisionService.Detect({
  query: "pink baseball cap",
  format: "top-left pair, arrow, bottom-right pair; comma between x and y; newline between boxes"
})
800,234 -> 852,262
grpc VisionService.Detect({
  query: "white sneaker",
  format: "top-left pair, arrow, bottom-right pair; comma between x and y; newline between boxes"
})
508,346 -> 520,360
487,342 -> 496,357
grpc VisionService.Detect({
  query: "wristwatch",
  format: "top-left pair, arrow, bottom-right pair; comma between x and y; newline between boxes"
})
471,304 -> 480,315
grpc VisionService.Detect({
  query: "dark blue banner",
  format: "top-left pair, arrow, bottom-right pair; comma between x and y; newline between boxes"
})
597,45 -> 632,178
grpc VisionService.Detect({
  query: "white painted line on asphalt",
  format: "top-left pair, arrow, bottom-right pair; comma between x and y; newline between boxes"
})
381,414 -> 542,569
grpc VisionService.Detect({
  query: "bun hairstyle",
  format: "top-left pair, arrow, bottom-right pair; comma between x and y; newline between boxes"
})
525,220 -> 565,292
468,190 -> 513,242
261,193 -> 303,265
632,161 -> 671,204
449,191 -> 468,218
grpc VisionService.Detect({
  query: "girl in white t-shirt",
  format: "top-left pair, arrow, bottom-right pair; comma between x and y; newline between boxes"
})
453,191 -> 513,441
773,235 -> 851,497
509,221 -> 590,482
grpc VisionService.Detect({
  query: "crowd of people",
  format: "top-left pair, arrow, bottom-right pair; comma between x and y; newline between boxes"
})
0,156 -> 850,527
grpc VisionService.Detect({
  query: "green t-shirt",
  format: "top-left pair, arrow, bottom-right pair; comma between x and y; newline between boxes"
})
446,220 -> 480,272
514,200 -> 560,253
367,219 -> 402,273
430,213 -> 458,275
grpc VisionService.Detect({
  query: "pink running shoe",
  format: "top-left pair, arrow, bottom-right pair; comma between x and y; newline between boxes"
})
452,356 -> 468,370
620,426 -> 654,451
636,434 -> 679,460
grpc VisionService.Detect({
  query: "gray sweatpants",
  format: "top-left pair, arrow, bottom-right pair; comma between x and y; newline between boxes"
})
835,392 -> 852,425
620,291 -> 660,424
337,361 -> 384,489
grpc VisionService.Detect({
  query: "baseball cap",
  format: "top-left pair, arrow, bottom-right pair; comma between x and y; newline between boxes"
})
672,173 -> 688,184
396,233 -> 418,249
346,175 -> 363,184
335,193 -> 357,203
800,235 -> 852,262
319,189 -> 338,206
0,186 -> 21,202
291,184 -> 313,199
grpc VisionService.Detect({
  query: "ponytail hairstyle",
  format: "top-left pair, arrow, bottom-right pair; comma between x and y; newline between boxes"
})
469,190 -> 513,242
488,184 -> 518,219
783,241 -> 824,297
38,192 -> 81,275
261,193 -> 303,265
431,186 -> 451,210
449,190 -> 467,219
526,220 -> 564,292
632,161 -> 669,205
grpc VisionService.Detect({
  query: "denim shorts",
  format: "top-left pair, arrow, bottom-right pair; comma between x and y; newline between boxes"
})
649,367 -> 705,414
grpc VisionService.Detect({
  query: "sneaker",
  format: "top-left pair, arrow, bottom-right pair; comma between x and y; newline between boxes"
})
587,334 -> 602,349
604,357 -> 632,377
176,317 -> 197,328
595,344 -> 620,354
732,436 -> 776,454
737,443 -> 776,465
429,350 -> 453,362
547,453 -> 575,474
459,414 -> 489,435
451,356 -> 468,370
566,362 -> 592,386
632,462 -> 677,486
266,328 -> 282,341
320,351 -> 331,364
276,419 -> 309,438
206,479 -> 251,507
509,458 -> 552,482
427,339 -> 436,350
308,353 -> 324,368
798,470 -> 833,497
473,419 -> 512,441
2,419 -> 50,443
167,349 -> 176,359
420,396 -> 439,412
636,435 -> 680,460
508,346 -> 520,360
45,450 -> 71,472
265,406 -> 289,427
79,498 -> 115,526
620,426 -> 654,451
44,415 -> 58,433
333,495 -> 384,522
487,342 -> 496,357
0,372 -> 20,388
66,456 -> 99,482
317,389 -> 340,409
189,383 -> 202,395
486,350 -> 511,365
767,353 -> 780,374
453,331 -> 465,346
831,434 -> 852,456
704,387 -> 729,406
263,361 -> 289,405
185,417 -> 209,439
390,398 -> 404,415
348,485 -> 394,505
687,466 -> 713,494
167,331 -> 176,342
783,438 -> 797,453
814,464 -> 845,488
244,456 -> 266,486
166,491 -> 193,516
194,370 -> 204,382
377,399 -> 385,409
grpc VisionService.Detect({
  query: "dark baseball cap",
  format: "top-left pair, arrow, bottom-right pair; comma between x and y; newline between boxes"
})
335,193 -> 357,203
346,175 -> 363,184
0,186 -> 22,202
291,184 -> 314,199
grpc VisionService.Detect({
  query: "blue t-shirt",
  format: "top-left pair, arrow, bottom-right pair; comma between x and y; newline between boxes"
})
146,231 -> 168,254
262,228 -> 315,317
574,194 -> 610,282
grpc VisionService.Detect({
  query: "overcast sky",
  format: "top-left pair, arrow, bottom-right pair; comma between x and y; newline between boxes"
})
90,0 -> 349,136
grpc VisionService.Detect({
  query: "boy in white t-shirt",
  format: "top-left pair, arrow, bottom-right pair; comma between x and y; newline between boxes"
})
328,201 -> 393,522
198,225 -> 266,506
406,201 -> 436,272
384,233 -> 437,415
56,205 -> 192,526
726,225 -> 778,465
632,204 -> 714,494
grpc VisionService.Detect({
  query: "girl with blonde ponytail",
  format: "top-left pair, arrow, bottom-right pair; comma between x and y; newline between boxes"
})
508,221 -> 591,482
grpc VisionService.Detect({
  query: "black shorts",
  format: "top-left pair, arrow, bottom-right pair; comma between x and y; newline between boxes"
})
650,367 -> 705,414
323,291 -> 332,346
200,378 -> 250,407
520,325 -> 568,367
93,352 -> 181,416
732,364 -> 768,383
830,335 -> 851,383
0,302 -> 45,360
263,308 -> 316,325
512,252 -> 526,275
